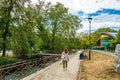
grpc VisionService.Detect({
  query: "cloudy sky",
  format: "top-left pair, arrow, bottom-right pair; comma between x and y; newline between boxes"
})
32,0 -> 120,33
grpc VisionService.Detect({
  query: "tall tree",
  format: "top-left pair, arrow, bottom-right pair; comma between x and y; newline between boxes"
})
0,0 -> 14,57
0,0 -> 32,57
10,0 -> 37,58
45,2 -> 82,52
34,0 -> 51,51
0,0 -> 83,56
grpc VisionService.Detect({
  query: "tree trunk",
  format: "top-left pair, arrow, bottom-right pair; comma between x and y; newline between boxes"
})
2,17 -> 9,57
2,40 -> 6,57
2,0 -> 13,57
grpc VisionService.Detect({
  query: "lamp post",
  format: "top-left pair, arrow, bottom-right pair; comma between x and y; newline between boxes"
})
88,17 -> 92,60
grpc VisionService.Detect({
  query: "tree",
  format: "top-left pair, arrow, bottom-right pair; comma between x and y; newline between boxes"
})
115,29 -> 120,44
45,2 -> 82,52
34,1 -> 51,51
109,29 -> 120,50
0,0 -> 35,57
0,0 -> 82,57
0,0 -> 14,57
79,33 -> 89,49
10,1 -> 37,58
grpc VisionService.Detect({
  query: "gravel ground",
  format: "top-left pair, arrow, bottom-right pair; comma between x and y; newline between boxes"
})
80,51 -> 120,80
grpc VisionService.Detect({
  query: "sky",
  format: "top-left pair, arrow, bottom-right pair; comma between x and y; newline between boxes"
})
32,0 -> 120,33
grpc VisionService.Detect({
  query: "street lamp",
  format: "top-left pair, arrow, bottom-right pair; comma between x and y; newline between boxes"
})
88,17 -> 92,60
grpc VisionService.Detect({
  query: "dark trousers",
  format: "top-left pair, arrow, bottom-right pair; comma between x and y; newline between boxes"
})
63,60 -> 68,69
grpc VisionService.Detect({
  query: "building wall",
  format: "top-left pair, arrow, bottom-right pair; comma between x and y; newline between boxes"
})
95,32 -> 116,49
100,34 -> 110,48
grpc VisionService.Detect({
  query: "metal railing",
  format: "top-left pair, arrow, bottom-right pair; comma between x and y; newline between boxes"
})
0,55 -> 60,80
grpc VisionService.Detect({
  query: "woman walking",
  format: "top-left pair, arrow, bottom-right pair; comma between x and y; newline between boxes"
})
61,49 -> 70,71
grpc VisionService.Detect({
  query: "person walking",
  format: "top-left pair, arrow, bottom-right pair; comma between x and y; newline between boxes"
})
61,49 -> 70,71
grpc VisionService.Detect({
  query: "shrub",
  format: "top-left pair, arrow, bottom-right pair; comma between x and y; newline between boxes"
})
0,57 -> 20,66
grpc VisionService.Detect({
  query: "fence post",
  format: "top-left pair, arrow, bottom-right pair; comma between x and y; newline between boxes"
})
21,63 -> 24,78
0,68 -> 2,80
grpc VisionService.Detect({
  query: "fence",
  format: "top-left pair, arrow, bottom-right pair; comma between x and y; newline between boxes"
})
0,55 -> 60,80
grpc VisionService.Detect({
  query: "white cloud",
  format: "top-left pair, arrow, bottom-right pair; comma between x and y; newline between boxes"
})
32,0 -> 120,14
94,14 -> 120,22
32,0 -> 120,33
93,13 -> 120,30
77,13 -> 120,33
99,0 -> 120,10
31,0 -> 38,4
43,0 -> 98,13
43,0 -> 120,14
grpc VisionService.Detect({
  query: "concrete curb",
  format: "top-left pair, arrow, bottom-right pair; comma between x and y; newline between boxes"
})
77,60 -> 82,80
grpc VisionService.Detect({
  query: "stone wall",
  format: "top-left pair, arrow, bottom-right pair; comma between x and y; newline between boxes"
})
114,44 -> 120,73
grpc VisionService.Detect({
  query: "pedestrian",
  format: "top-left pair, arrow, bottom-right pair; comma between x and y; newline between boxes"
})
61,49 -> 70,71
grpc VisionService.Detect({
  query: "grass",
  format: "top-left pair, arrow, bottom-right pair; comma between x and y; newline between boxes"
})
0,57 -> 20,66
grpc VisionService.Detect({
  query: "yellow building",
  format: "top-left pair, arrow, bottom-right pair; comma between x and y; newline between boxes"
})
96,32 -> 117,49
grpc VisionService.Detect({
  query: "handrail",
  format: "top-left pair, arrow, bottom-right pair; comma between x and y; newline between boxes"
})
0,54 -> 61,80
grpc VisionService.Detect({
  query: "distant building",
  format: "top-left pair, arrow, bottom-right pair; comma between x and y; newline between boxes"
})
96,32 -> 117,49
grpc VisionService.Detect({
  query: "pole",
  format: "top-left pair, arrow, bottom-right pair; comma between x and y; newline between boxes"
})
89,21 -> 91,60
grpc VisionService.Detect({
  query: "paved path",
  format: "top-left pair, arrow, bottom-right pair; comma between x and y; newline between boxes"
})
22,51 -> 81,80
93,50 -> 115,57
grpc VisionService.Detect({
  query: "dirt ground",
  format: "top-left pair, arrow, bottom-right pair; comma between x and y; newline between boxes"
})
80,51 -> 120,80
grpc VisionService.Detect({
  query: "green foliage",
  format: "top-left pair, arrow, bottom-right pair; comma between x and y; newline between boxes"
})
91,27 -> 117,46
115,29 -> 120,44
0,0 -> 32,57
0,0 -> 82,57
109,29 -> 120,51
34,38 -> 43,52
78,33 -> 89,49
11,25 -> 34,58
0,57 -> 19,66
93,28 -> 117,39
79,28 -> 117,49
43,2 -> 82,53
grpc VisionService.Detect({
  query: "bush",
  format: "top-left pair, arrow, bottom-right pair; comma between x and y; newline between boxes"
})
0,57 -> 20,66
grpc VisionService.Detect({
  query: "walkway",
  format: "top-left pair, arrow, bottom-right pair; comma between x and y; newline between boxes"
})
93,50 -> 115,57
22,51 -> 81,80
